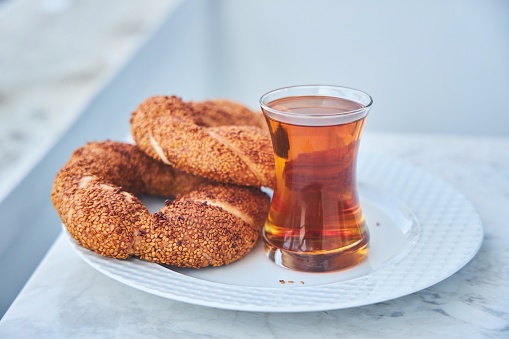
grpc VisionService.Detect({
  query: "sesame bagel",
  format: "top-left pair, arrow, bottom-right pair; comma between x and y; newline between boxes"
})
130,96 -> 275,188
51,141 -> 270,268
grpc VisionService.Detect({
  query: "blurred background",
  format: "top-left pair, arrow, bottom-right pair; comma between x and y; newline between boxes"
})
0,0 -> 508,318
0,0 -> 178,200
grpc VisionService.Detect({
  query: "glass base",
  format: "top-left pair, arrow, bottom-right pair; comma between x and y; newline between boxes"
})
263,235 -> 369,273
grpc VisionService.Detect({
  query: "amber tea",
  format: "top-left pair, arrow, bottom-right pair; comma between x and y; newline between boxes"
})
260,86 -> 372,272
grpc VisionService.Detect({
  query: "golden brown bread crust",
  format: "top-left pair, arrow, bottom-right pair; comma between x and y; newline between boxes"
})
130,96 -> 275,188
51,141 -> 270,267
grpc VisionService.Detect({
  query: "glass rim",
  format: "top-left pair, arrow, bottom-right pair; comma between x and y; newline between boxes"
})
259,85 -> 373,125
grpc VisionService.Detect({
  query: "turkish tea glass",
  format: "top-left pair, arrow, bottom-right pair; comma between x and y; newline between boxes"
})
260,85 -> 373,272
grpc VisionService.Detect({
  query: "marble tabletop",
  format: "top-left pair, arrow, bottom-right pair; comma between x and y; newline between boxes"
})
0,132 -> 507,338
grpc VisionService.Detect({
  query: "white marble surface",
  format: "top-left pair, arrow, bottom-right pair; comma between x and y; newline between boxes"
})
0,133 -> 507,338
0,0 -> 178,201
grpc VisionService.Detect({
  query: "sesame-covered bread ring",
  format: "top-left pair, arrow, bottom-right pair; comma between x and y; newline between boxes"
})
130,96 -> 275,188
51,141 -> 270,268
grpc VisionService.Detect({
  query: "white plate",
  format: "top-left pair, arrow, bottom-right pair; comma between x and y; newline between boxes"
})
63,153 -> 483,312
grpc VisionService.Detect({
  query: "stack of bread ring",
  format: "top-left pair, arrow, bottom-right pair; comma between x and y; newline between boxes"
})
51,95 -> 275,268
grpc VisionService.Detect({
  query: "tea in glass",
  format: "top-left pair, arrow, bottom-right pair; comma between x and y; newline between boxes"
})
260,85 -> 372,272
